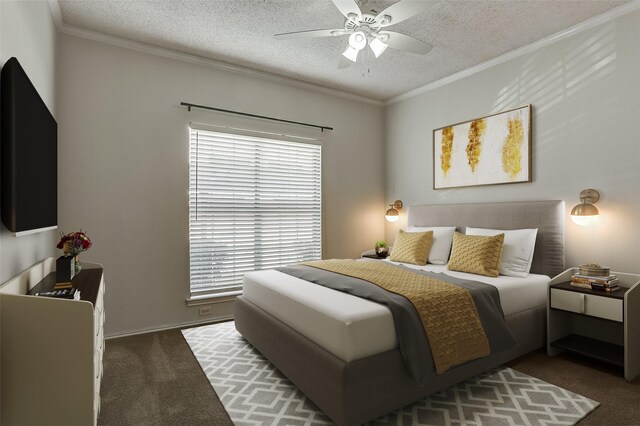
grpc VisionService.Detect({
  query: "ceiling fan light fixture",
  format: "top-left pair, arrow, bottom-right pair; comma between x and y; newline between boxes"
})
348,31 -> 367,50
342,45 -> 359,62
273,0 -> 434,69
369,37 -> 388,58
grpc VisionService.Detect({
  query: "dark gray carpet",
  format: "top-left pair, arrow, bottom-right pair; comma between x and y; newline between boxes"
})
99,322 -> 639,425
506,350 -> 640,425
98,326 -> 233,426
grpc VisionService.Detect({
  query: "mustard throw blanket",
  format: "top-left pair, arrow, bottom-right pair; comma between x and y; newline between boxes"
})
303,259 -> 490,374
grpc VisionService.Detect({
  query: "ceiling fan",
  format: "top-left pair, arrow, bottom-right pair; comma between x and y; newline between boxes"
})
274,0 -> 433,68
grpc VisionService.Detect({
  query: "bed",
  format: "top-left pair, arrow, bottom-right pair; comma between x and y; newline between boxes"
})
234,201 -> 565,426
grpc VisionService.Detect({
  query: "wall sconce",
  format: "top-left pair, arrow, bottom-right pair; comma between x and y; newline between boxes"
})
385,200 -> 403,222
570,189 -> 600,226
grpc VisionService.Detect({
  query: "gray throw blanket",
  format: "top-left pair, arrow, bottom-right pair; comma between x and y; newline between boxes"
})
278,262 -> 517,385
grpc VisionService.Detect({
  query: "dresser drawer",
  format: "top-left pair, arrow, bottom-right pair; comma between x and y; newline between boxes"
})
550,289 -> 623,322
96,325 -> 104,351
95,311 -> 102,337
96,352 -> 103,379
94,392 -> 101,424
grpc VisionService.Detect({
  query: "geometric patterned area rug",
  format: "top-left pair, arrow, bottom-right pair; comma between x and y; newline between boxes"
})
182,322 -> 599,426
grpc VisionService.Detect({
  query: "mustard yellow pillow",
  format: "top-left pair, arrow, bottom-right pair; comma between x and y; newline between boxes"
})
447,232 -> 504,277
389,230 -> 434,266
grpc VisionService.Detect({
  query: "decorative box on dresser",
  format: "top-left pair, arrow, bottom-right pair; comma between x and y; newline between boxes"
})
547,267 -> 640,382
0,257 -> 105,425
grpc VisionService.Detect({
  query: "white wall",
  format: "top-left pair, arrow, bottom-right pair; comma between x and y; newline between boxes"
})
56,34 -> 385,337
385,9 -> 640,274
0,0 -> 58,413
0,1 -> 57,284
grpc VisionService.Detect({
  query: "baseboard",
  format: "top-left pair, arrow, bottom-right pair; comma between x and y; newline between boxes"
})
105,315 -> 234,340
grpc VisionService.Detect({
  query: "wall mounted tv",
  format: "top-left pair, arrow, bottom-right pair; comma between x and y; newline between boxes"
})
1,57 -> 57,236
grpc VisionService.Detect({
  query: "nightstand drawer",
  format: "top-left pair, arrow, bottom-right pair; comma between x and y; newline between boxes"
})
550,289 -> 623,322
585,295 -> 622,322
550,289 -> 582,313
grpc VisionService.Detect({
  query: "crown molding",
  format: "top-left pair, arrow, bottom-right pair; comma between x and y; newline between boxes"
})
47,2 -> 384,108
47,0 -> 640,108
47,0 -> 63,28
385,0 -> 640,106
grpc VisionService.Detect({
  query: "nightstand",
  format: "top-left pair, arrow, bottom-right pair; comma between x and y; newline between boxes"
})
361,249 -> 389,260
547,268 -> 640,382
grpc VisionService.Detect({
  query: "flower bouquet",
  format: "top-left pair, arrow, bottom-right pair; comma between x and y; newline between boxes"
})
57,230 -> 92,273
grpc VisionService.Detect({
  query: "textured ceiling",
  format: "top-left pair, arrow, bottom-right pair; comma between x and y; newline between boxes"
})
57,0 -> 627,101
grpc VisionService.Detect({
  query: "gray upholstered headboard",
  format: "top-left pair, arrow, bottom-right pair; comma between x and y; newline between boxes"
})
407,201 -> 565,277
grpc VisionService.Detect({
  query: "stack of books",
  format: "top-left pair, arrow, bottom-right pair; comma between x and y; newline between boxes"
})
54,281 -> 73,290
571,263 -> 620,292
34,287 -> 81,300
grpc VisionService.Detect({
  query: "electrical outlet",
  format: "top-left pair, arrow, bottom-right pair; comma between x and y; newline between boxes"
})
199,306 -> 213,316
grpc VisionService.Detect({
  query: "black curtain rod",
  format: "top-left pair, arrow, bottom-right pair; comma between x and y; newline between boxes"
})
181,102 -> 333,132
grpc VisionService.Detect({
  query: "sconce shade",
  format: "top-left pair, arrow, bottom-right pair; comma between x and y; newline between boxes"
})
570,189 -> 600,226
385,200 -> 403,223
570,203 -> 598,217
385,207 -> 399,222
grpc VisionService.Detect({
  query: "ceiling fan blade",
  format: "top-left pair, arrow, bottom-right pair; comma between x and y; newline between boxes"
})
331,0 -> 362,20
380,31 -> 433,55
274,28 -> 347,39
338,55 -> 353,69
375,0 -> 431,27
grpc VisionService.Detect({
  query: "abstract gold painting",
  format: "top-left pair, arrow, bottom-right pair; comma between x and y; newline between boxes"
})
433,105 -> 531,189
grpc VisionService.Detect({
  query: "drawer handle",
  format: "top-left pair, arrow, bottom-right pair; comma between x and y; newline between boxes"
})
580,294 -> 586,314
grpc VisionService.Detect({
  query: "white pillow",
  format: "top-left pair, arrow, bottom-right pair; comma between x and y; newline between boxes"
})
465,227 -> 538,277
406,226 -> 456,265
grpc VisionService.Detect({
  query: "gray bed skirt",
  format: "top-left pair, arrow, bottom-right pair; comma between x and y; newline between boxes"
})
234,296 -> 546,426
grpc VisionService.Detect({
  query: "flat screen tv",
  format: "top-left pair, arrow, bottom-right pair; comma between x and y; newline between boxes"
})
1,57 -> 57,236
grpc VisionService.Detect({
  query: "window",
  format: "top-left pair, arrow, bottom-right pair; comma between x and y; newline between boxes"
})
188,128 -> 322,298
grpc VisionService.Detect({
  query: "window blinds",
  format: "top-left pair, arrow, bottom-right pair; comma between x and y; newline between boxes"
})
189,128 -> 322,296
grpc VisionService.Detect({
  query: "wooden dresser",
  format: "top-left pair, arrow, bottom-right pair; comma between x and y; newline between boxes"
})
0,257 -> 105,425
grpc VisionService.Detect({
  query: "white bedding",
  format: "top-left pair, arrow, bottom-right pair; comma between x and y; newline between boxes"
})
242,260 -> 549,362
